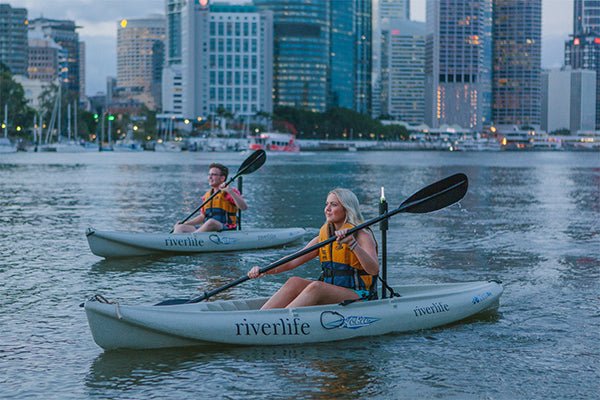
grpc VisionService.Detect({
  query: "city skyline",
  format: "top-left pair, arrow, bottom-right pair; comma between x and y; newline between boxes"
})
6,0 -> 573,96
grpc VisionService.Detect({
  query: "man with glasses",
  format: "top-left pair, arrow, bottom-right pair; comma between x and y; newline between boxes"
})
173,163 -> 248,233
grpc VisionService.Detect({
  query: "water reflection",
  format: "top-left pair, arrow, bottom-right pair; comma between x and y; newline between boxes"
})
86,341 -> 379,399
3,151 -> 600,399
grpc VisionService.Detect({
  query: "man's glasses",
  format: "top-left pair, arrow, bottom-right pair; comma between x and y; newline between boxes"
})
208,173 -> 222,177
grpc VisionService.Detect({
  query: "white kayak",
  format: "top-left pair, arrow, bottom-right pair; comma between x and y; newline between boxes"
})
84,280 -> 503,350
85,227 -> 307,258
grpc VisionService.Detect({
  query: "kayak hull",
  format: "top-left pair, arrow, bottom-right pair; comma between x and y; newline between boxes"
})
84,280 -> 503,350
86,227 -> 307,258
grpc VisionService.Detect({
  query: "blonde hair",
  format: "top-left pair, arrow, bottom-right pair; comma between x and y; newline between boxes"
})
328,188 -> 365,226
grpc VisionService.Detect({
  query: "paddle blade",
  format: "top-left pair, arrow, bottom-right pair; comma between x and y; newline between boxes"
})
155,298 -> 190,306
237,149 -> 266,175
399,173 -> 468,213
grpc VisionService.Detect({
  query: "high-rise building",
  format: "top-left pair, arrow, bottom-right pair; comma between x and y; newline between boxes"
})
106,76 -> 117,105
330,2 -> 353,109
151,40 -> 165,110
492,0 -> 542,127
371,0 -> 410,118
254,0 -> 371,113
29,17 -> 81,96
381,19 -> 426,124
166,0 -> 184,66
162,0 -> 185,116
27,26 -> 61,82
181,2 -> 273,118
330,0 -> 372,113
0,4 -> 28,75
379,0 -> 410,24
542,68 -> 596,133
254,0 -> 328,112
565,32 -> 600,129
353,0 -> 372,114
574,0 -> 600,35
116,16 -> 165,110
425,0 -> 493,130
79,41 -> 85,99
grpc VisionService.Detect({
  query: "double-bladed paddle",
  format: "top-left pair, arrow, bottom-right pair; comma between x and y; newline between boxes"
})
170,150 -> 267,233
157,173 -> 468,306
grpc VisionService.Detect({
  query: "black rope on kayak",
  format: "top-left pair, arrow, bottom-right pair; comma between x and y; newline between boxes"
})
79,294 -> 114,308
339,290 -> 379,306
94,294 -> 113,304
378,276 -> 401,298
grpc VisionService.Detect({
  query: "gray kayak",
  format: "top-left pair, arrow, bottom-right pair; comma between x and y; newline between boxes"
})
86,227 -> 307,258
84,280 -> 503,350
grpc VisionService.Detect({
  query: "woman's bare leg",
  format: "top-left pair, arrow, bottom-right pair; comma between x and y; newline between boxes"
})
261,277 -> 312,309
285,281 -> 358,308
173,224 -> 197,233
197,219 -> 223,232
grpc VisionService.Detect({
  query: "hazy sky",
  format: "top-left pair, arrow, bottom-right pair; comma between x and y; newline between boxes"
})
8,0 -> 573,96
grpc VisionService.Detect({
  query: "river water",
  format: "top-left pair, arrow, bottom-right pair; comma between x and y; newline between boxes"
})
0,151 -> 598,399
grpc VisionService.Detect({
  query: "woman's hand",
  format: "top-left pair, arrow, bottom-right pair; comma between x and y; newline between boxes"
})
248,266 -> 263,279
335,228 -> 357,248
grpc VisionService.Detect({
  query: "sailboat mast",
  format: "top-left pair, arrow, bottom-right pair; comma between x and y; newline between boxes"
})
33,114 -> 37,144
73,100 -> 78,140
67,102 -> 71,141
58,84 -> 62,141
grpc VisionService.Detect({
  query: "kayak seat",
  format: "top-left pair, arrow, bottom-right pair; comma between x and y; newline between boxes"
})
205,301 -> 252,311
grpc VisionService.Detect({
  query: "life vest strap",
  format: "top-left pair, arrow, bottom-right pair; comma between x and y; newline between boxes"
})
320,268 -> 372,278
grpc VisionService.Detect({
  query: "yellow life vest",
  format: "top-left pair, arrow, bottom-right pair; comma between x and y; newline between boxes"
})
201,189 -> 238,228
318,222 -> 375,291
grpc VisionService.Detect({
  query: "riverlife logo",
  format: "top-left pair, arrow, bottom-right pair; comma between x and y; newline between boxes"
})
164,237 -> 205,247
234,317 -> 310,336
209,234 -> 238,245
472,291 -> 493,304
413,302 -> 450,317
257,233 -> 277,241
320,311 -> 380,330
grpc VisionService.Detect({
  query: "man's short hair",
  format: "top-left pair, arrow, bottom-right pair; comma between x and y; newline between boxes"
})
209,163 -> 229,179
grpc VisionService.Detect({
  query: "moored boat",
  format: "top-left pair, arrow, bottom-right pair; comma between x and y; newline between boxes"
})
86,227 -> 307,258
0,137 -> 17,153
84,280 -> 503,350
249,132 -> 300,153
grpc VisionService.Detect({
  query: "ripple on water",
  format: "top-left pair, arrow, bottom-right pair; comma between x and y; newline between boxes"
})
1,152 -> 599,399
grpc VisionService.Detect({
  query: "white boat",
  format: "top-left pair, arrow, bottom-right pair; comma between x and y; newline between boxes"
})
555,131 -> 600,151
531,136 -> 562,150
113,139 -> 143,152
86,227 -> 307,258
0,137 -> 17,153
81,142 -> 100,152
154,140 -> 182,152
40,140 -> 86,153
453,135 -> 501,151
84,280 -> 503,350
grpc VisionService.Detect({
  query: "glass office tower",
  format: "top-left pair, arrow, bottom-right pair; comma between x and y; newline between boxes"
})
425,0 -> 493,130
254,0 -> 329,112
492,0 -> 542,127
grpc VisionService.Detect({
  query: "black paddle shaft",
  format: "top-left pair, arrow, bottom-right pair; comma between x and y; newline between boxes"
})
156,173 -> 468,306
173,150 -> 266,229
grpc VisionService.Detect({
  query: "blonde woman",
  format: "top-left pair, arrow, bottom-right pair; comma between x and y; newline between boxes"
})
248,188 -> 379,309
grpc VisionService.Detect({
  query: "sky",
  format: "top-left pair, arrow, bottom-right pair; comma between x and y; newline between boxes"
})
8,0 -> 574,96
